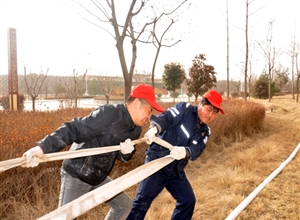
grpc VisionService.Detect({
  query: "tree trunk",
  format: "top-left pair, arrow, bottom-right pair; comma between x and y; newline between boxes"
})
195,94 -> 198,104
268,68 -> 271,102
152,46 -> 161,88
244,0 -> 249,101
173,89 -> 175,102
291,52 -> 295,100
116,38 -> 134,102
226,0 -> 230,99
32,97 -> 36,112
296,75 -> 299,102
106,95 -> 109,104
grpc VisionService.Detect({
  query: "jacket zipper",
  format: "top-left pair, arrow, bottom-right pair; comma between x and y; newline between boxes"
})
80,156 -> 91,171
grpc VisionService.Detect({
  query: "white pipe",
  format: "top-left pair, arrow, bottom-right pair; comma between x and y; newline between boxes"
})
225,142 -> 300,220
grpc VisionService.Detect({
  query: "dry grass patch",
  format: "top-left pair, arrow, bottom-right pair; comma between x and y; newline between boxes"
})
1,96 -> 299,219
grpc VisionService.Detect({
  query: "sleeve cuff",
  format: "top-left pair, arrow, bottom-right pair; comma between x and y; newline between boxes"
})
185,147 -> 191,160
150,122 -> 162,134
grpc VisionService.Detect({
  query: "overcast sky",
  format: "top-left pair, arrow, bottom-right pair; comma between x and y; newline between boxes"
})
0,0 -> 299,81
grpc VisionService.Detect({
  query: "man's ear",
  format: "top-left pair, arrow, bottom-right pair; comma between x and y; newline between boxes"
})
133,98 -> 140,109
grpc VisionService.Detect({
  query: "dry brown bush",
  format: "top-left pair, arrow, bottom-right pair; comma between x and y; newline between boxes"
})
1,96 -> 299,220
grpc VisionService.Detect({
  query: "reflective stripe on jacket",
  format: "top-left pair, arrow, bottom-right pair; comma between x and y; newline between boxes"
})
148,102 -> 210,176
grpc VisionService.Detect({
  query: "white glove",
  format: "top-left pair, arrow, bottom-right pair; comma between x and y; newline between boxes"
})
170,146 -> 186,160
22,146 -> 44,168
120,139 -> 134,154
144,126 -> 158,144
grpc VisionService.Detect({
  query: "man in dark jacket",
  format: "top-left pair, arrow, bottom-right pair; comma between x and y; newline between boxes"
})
127,90 -> 224,220
22,84 -> 164,220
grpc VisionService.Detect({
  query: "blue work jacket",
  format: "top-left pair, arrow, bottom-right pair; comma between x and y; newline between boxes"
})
147,102 -> 211,177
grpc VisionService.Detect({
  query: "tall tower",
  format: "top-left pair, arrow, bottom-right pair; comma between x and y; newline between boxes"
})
7,28 -> 19,111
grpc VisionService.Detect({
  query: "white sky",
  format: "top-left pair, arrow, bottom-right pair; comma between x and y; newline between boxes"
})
0,0 -> 299,81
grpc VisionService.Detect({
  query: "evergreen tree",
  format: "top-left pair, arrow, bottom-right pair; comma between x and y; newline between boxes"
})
162,62 -> 185,102
186,54 -> 217,102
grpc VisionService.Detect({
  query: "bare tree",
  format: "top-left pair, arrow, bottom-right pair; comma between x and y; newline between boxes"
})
73,69 -> 87,108
39,75 -> 58,99
73,0 -> 187,101
273,63 -> 289,92
287,30 -> 299,100
234,41 -> 257,100
133,69 -> 151,84
233,80 -> 241,96
243,0 -> 265,100
243,0 -> 251,100
97,74 -> 120,104
231,0 -> 267,100
57,69 -> 87,108
234,62 -> 246,97
148,0 -> 188,88
258,20 -> 283,102
296,44 -> 300,102
226,0 -> 230,99
296,74 -> 299,103
23,66 -> 48,112
247,42 -> 259,99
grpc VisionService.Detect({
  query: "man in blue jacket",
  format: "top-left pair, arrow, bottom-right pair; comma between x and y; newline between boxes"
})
22,84 -> 164,220
127,90 -> 224,220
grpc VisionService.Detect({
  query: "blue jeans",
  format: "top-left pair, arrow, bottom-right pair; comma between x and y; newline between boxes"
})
127,166 -> 196,220
59,169 -> 132,220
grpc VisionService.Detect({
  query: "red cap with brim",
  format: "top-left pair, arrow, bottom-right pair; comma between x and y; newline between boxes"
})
203,90 -> 225,114
130,84 -> 165,112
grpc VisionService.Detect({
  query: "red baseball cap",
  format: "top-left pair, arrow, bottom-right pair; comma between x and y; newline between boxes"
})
203,90 -> 224,114
130,84 -> 165,112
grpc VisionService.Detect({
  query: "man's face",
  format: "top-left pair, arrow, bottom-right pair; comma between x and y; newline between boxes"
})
197,104 -> 219,124
132,99 -> 153,126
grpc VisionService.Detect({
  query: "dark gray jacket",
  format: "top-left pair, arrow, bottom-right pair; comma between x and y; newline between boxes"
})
37,104 -> 141,185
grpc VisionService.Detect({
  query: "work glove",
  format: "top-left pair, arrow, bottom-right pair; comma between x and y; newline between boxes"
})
170,146 -> 186,160
22,146 -> 44,168
120,139 -> 134,154
144,126 -> 158,144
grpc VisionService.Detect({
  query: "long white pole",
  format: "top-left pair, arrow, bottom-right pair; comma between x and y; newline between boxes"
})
225,143 -> 300,220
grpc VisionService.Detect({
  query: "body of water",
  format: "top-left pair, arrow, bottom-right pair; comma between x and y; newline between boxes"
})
23,99 -> 109,111
23,96 -> 193,112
